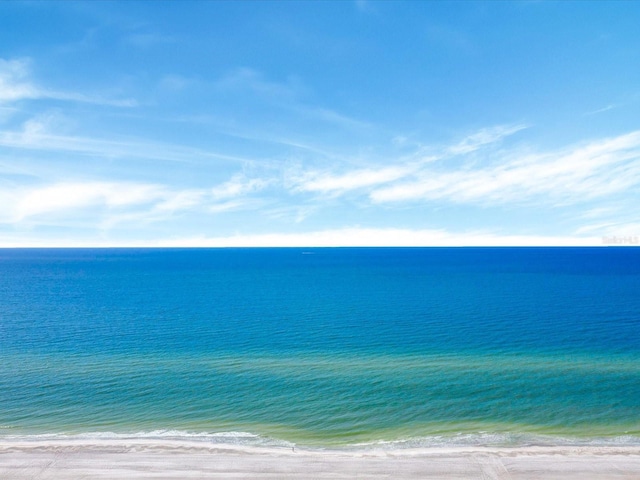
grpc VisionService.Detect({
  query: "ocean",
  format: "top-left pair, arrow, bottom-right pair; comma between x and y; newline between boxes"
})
0,247 -> 639,449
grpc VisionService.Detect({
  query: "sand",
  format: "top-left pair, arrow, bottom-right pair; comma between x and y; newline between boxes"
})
1,440 -> 640,479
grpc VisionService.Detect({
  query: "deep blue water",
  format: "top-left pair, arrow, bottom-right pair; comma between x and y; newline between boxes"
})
0,247 -> 639,447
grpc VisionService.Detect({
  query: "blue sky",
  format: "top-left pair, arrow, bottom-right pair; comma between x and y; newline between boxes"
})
1,1 -> 639,246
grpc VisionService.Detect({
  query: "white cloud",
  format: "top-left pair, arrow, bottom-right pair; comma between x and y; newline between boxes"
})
575,220 -> 640,237
584,104 -> 619,116
214,68 -> 301,101
448,124 -> 528,155
0,59 -> 38,102
295,106 -> 371,130
208,199 -> 267,215
213,68 -> 367,130
10,182 -> 165,222
210,174 -> 271,200
1,175 -> 278,229
97,190 -> 206,230
15,227 -> 597,248
264,205 -> 317,223
579,206 -> 620,219
207,174 -> 275,214
155,191 -> 205,213
0,120 -> 249,164
0,57 -> 135,107
286,124 -> 527,198
371,130 -> 640,205
1,181 -> 209,229
293,165 -> 416,195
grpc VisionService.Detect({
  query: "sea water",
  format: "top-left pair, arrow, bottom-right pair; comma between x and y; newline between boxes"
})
0,247 -> 639,448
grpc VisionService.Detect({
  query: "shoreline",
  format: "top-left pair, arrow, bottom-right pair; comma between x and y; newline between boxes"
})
2,440 -> 640,479
2,437 -> 640,453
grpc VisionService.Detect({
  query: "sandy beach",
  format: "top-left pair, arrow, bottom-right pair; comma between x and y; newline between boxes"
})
1,440 -> 640,479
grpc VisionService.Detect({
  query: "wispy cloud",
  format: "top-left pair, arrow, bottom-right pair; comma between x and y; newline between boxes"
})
205,174 -> 276,215
213,67 -> 368,130
210,174 -> 272,200
286,123 -> 528,197
579,206 -> 621,219
98,189 -> 208,230
448,124 -> 528,155
7,182 -> 160,221
574,222 -> 619,235
0,57 -> 135,107
574,202 -> 640,237
160,112 -> 343,159
0,59 -> 37,103
264,204 -> 317,223
0,118 -> 250,164
1,172 -> 277,229
575,221 -> 640,238
208,200 -> 250,214
214,67 -> 303,101
0,181 -> 208,229
584,104 -> 619,116
292,164 -> 417,195
371,130 -> 640,205
294,106 -> 371,130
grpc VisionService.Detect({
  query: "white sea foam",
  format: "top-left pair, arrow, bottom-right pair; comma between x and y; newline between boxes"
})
349,432 -> 640,450
2,430 -> 640,452
0,430 -> 295,449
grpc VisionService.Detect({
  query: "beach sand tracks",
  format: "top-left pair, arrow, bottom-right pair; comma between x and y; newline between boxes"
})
472,454 -> 513,480
2,445 -> 640,479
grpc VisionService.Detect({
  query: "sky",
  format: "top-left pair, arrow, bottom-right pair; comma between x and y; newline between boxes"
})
0,1 -> 639,247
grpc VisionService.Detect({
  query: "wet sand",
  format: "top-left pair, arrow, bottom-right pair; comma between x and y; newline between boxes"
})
2,440 -> 640,479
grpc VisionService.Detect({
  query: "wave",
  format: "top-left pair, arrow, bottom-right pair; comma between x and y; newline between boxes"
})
2,430 -> 640,451
0,430 -> 293,448
349,432 -> 640,450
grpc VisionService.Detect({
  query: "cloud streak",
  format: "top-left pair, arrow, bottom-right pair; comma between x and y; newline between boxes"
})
292,165 -> 417,195
213,67 -> 369,130
210,174 -> 272,200
287,123 -> 529,197
0,174 -> 273,229
447,124 -> 528,155
0,57 -> 135,107
1,181 -> 205,227
0,121 -> 250,164
370,130 -> 640,205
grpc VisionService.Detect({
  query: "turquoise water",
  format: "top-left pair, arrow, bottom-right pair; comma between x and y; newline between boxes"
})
1,247 -> 639,448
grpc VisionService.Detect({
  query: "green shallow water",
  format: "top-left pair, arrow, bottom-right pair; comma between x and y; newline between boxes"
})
2,351 -> 639,446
